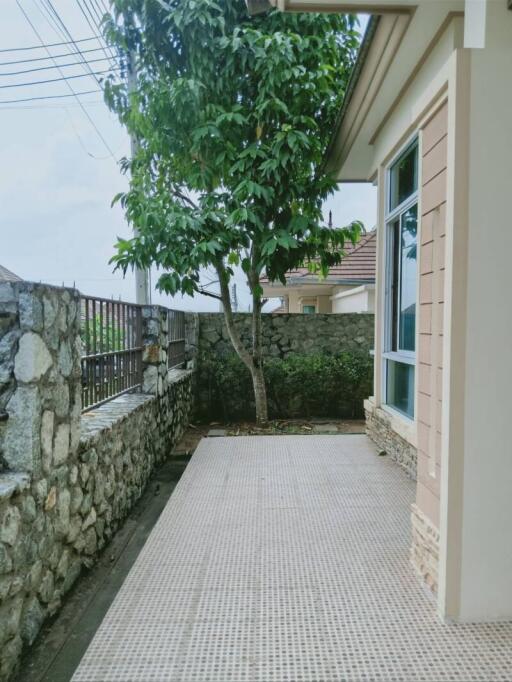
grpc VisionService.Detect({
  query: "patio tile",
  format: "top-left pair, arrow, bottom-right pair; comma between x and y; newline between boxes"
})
72,435 -> 512,682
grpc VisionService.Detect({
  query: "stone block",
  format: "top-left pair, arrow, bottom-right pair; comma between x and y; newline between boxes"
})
3,386 -> 42,472
19,293 -> 43,332
40,410 -> 54,472
14,332 -> 52,383
57,341 -> 73,378
20,596 -> 44,646
0,543 -> 13,574
0,506 -> 21,546
53,423 -> 70,466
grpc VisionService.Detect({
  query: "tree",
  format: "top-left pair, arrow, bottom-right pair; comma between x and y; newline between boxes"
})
105,0 -> 362,423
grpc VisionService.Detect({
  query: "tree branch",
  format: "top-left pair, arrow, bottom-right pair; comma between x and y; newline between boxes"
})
171,187 -> 198,209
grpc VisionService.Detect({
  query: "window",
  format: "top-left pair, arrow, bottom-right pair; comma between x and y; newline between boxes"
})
302,305 -> 316,314
384,141 -> 418,419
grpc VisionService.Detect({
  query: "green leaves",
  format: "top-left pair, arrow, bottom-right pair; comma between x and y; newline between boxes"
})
105,0 -> 362,301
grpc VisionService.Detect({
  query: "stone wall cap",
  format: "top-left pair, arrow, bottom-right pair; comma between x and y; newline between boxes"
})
167,368 -> 193,384
3,280 -> 81,297
80,393 -> 155,443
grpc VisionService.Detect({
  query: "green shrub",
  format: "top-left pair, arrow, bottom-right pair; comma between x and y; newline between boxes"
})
197,351 -> 373,421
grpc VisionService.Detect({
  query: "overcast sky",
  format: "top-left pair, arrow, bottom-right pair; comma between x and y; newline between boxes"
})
0,1 -> 376,312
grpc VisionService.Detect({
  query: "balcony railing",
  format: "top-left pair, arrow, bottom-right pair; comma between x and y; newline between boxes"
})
168,309 -> 186,369
81,296 -> 143,412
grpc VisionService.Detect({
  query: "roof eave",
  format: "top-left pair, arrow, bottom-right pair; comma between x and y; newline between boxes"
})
323,15 -> 380,175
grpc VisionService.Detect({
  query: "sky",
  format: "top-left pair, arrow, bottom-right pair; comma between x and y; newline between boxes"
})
0,1 -> 376,312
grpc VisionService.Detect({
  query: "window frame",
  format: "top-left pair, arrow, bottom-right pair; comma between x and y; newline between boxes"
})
382,137 -> 419,419
302,304 -> 316,314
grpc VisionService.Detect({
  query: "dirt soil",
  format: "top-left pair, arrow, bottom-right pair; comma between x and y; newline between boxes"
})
175,419 -> 366,456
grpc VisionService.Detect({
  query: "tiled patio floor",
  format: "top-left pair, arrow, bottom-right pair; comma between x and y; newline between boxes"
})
72,435 -> 512,681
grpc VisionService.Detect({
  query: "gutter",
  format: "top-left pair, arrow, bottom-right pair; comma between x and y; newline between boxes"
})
322,14 -> 380,173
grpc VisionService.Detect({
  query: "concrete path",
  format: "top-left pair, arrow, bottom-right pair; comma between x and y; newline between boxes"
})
72,435 -> 512,681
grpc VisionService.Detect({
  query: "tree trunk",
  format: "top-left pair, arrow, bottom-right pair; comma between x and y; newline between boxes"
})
250,261 -> 268,424
216,260 -> 268,424
251,360 -> 268,424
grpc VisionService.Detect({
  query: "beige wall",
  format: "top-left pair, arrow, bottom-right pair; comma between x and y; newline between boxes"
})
331,285 -> 375,314
416,102 -> 448,529
439,0 -> 512,622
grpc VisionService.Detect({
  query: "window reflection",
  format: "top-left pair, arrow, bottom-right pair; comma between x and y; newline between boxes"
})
399,205 -> 417,352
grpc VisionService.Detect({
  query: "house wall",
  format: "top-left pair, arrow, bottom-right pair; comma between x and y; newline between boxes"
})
285,288 -> 337,313
331,286 -> 375,314
412,101 -> 448,592
272,285 -> 364,314
365,17 -> 462,597
439,0 -> 512,622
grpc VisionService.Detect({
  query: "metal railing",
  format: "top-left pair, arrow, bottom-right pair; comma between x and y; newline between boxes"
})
168,309 -> 186,369
81,296 -> 143,412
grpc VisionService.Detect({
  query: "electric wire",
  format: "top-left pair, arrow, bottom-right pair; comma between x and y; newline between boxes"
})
15,0 -> 116,158
0,68 -> 116,89
0,46 -> 111,67
0,56 -> 111,77
76,0 -> 117,69
0,36 -> 102,53
34,0 -> 108,87
0,89 -> 101,104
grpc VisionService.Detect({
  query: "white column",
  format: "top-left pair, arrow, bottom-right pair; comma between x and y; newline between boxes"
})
439,0 -> 512,622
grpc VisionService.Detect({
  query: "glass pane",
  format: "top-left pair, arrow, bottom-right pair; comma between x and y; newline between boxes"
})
303,305 -> 316,314
386,360 -> 415,418
390,220 -> 400,351
389,143 -> 418,211
399,205 -> 418,351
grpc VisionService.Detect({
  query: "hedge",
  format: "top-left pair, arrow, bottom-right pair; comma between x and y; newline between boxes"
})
196,351 -> 373,422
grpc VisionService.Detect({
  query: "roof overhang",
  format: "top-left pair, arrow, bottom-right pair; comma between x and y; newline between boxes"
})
247,1 -> 416,12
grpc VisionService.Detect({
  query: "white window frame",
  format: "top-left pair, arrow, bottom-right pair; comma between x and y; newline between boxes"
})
382,138 -> 419,420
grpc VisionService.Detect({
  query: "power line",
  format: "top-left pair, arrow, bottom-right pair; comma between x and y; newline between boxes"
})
0,98 -> 104,110
0,56 -> 111,77
0,89 -> 101,105
0,36 -> 101,53
0,46 -> 112,67
0,68 -> 115,89
35,0 -> 107,87
76,0 -> 117,70
16,0 -> 116,159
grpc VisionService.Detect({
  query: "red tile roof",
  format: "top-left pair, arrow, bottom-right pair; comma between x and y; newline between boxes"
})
261,231 -> 376,285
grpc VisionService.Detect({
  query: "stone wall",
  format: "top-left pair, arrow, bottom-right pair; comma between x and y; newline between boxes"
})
195,312 -> 374,421
365,399 -> 417,479
198,312 -> 374,360
0,282 -> 194,681
410,503 -> 440,594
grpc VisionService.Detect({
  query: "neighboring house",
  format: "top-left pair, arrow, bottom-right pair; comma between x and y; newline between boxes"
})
0,264 -> 22,282
247,0 -> 512,624
262,231 -> 376,314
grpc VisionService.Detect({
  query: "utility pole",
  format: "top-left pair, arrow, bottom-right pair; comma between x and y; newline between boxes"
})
127,46 -> 150,305
231,283 -> 238,313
